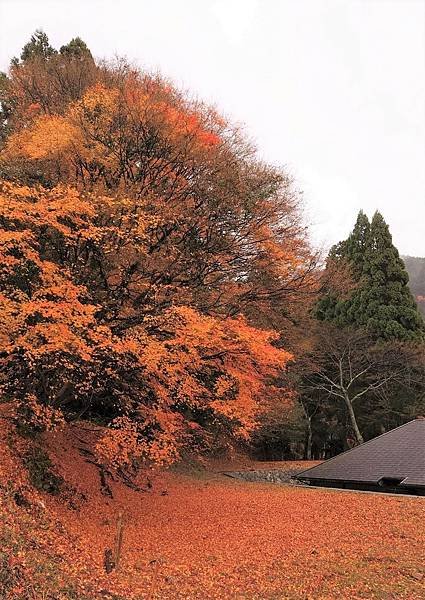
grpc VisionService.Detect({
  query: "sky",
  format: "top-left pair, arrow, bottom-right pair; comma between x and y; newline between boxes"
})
1,0 -> 424,256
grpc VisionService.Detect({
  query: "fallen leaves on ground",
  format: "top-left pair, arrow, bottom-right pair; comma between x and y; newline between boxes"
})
1,424 -> 424,599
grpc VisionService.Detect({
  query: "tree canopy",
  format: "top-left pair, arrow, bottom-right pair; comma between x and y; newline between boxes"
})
0,31 -> 316,470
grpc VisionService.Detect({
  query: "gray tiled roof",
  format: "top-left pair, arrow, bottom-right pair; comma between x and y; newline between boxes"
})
296,418 -> 425,490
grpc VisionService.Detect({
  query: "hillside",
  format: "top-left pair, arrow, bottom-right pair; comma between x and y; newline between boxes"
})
403,255 -> 425,316
1,420 -> 425,599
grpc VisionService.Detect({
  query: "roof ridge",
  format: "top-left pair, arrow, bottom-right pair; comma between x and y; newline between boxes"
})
295,418 -> 423,479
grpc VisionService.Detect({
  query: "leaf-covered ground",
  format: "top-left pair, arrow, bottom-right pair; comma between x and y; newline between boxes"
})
1,424 -> 425,599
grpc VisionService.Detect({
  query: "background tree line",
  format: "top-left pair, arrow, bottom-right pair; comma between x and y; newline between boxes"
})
403,255 -> 425,317
254,210 -> 425,460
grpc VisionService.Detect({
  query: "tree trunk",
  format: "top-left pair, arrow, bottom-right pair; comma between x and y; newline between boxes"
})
304,417 -> 313,460
113,511 -> 124,569
343,394 -> 364,445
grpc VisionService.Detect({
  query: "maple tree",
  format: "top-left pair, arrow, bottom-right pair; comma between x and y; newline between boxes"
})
0,30 -> 319,471
0,177 -> 293,470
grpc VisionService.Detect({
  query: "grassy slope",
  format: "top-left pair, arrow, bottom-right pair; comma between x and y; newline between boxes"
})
1,423 -> 424,600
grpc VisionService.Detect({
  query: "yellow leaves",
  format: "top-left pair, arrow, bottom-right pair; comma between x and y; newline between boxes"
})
3,114 -> 78,159
69,83 -> 119,128
1,84 -> 119,177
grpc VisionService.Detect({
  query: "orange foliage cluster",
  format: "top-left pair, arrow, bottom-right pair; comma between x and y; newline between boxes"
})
0,178 -> 293,468
3,81 -> 223,187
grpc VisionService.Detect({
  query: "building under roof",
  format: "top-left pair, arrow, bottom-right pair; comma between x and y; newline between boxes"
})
295,417 -> 425,495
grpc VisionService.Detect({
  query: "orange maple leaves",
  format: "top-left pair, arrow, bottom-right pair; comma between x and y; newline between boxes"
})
2,418 -> 424,599
94,305 -> 293,468
0,179 -> 293,467
0,60 -> 308,470
2,81 -> 222,187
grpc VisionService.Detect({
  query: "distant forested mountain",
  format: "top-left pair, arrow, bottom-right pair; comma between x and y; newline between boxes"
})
403,255 -> 425,316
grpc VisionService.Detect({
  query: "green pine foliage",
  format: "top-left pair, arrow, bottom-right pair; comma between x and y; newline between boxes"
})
316,211 -> 424,341
11,30 -> 93,66
59,37 -> 93,59
18,30 -> 57,63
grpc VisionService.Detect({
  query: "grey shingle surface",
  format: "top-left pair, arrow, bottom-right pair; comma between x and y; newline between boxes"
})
296,418 -> 425,490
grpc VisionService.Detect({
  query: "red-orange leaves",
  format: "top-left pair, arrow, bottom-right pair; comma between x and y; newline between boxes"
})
0,180 -> 95,237
1,65 -> 314,335
95,412 -> 181,470
18,394 -> 65,432
0,59 -> 310,474
93,305 -> 293,469
122,306 -> 293,451
2,79 -> 223,190
0,180 -> 294,469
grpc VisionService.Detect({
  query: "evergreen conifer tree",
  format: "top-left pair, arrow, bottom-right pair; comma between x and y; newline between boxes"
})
316,210 -> 424,341
18,30 -> 57,63
315,211 -> 370,324
355,211 -> 424,340
344,210 -> 370,276
59,37 -> 93,59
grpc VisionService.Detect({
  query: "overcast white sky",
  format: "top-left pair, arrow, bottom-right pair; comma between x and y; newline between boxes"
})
1,0 -> 424,255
